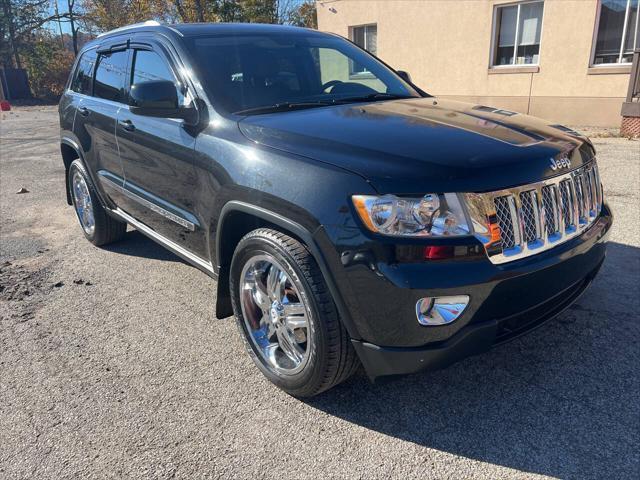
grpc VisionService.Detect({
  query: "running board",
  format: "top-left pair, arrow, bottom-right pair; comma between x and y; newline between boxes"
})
110,207 -> 215,275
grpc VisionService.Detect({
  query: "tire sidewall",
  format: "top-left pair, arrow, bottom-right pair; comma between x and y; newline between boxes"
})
230,234 -> 330,394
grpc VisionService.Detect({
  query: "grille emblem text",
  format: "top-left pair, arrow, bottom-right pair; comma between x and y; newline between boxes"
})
550,156 -> 571,171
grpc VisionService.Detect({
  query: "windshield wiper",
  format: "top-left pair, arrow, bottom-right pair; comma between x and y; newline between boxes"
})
235,101 -> 333,116
335,92 -> 416,104
234,94 -> 416,115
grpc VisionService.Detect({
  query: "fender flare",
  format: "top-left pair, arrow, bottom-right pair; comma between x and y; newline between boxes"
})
215,201 -> 361,341
61,136 -> 82,153
60,137 -> 109,209
60,137 -> 85,205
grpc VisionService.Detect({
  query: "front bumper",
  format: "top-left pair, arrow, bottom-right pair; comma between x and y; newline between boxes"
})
321,203 -> 613,380
352,262 -> 601,379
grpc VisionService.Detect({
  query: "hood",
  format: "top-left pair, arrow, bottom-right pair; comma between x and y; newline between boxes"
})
238,98 -> 595,195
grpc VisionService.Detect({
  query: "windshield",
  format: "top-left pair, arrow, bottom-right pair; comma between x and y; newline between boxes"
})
183,32 -> 421,114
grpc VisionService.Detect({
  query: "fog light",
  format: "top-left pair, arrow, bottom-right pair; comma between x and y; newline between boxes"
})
416,295 -> 470,326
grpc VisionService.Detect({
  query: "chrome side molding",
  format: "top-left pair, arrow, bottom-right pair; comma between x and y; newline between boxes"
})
100,175 -> 196,231
110,207 -> 214,274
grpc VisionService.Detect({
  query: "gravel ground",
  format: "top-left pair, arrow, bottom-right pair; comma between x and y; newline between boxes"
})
1,106 -> 639,479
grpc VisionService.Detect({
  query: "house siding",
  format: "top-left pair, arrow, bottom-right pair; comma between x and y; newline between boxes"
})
317,0 -> 632,126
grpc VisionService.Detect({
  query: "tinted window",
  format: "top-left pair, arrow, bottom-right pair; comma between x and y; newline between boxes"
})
184,33 -> 419,114
131,49 -> 184,104
94,50 -> 129,103
71,50 -> 97,95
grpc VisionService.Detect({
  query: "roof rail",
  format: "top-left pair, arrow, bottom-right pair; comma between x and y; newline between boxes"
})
97,20 -> 163,38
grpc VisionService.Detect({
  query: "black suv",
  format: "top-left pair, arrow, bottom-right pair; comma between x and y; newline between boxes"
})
59,22 -> 612,397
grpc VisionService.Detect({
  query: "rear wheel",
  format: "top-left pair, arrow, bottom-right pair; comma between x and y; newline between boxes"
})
230,228 -> 360,397
68,159 -> 126,246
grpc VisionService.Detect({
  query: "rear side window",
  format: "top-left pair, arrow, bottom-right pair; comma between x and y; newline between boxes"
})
94,50 -> 129,103
71,50 -> 97,95
131,49 -> 184,105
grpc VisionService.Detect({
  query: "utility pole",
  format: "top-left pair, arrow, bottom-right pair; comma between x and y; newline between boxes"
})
54,0 -> 65,49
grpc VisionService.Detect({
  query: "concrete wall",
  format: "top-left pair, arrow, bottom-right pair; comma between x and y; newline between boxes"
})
317,0 -> 632,126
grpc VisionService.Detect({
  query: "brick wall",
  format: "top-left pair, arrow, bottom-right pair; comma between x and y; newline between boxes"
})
621,116 -> 640,137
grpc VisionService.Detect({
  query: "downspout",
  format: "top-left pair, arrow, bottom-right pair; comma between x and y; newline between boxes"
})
526,71 -> 534,114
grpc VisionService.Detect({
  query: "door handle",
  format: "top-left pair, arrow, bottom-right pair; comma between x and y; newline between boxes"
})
78,107 -> 90,117
118,119 -> 135,132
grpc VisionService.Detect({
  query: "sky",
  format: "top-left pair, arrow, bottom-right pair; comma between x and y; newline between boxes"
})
48,0 -> 72,34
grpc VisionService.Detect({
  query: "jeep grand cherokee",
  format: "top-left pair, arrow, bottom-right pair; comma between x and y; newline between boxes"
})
59,22 -> 612,397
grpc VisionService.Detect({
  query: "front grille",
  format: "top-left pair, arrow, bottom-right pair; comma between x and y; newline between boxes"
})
466,161 -> 602,264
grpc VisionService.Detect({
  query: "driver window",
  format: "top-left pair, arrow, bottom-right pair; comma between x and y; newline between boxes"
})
314,47 -> 385,93
131,49 -> 186,106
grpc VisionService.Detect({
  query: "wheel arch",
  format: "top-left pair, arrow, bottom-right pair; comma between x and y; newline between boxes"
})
214,201 -> 360,340
61,137 -> 110,210
61,139 -> 82,205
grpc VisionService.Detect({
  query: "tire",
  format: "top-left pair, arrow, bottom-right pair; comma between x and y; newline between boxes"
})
230,228 -> 360,397
68,159 -> 126,246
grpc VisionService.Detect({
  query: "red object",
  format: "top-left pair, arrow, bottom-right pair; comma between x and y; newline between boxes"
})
0,101 -> 10,111
423,245 -> 455,260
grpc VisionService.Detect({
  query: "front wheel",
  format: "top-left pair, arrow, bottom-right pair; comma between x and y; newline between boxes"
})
230,228 -> 359,397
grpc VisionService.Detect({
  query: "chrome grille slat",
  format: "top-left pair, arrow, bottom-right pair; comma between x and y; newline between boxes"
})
510,194 -> 523,247
541,185 -> 559,236
594,164 -> 603,207
559,180 -> 574,229
587,167 -> 598,217
465,160 -> 602,265
518,190 -> 539,243
584,171 -> 592,213
494,196 -> 516,249
574,175 -> 586,223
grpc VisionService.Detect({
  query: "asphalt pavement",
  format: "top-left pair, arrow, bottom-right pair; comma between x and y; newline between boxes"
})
1,106 -> 638,479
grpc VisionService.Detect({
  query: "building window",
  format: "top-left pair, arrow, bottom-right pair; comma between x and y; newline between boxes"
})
350,24 -> 377,75
592,0 -> 639,65
492,1 -> 544,67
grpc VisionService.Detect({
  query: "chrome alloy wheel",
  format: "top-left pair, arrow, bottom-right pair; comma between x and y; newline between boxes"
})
71,171 -> 95,236
240,254 -> 311,375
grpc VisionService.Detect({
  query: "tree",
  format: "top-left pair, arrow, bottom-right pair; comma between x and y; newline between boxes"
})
286,0 -> 316,28
21,31 -> 75,98
80,0 -> 163,32
1,0 -> 22,67
168,0 -> 217,23
76,0 -> 318,33
1,0 -> 69,68
241,0 -> 278,23
67,0 -> 80,54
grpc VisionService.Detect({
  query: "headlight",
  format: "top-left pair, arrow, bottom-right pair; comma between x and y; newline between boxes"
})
352,193 -> 470,237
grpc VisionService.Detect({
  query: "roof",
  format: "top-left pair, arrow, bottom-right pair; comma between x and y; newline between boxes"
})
169,22 -> 318,36
95,21 -> 319,42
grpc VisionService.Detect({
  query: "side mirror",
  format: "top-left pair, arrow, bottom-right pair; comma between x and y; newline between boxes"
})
129,80 -> 197,123
397,70 -> 412,84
